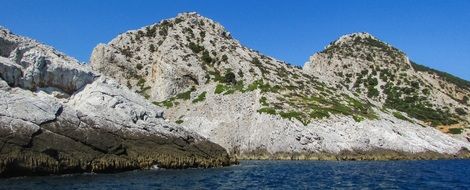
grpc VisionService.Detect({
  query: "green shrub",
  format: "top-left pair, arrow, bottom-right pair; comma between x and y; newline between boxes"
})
120,47 -> 133,58
215,84 -> 228,94
309,110 -> 330,119
455,108 -> 467,115
175,119 -> 184,124
149,44 -> 156,52
202,50 -> 213,64
448,128 -> 464,134
244,80 -> 276,93
136,64 -> 143,70
353,115 -> 364,122
145,26 -> 157,37
279,111 -> 302,121
183,27 -> 194,38
422,88 -> 430,95
251,58 -> 267,74
384,86 -> 457,126
137,78 -> 146,87
224,89 -> 236,95
411,61 -> 470,89
367,77 -> 378,86
199,31 -> 206,39
176,87 -> 195,100
153,100 -> 174,109
192,91 -> 207,103
257,107 -> 276,115
393,112 -> 409,121
221,54 -> 228,62
159,27 -> 168,36
223,71 -> 236,84
260,96 -> 268,106
367,87 -> 379,98
237,70 -> 244,77
188,42 -> 204,53
175,18 -> 184,24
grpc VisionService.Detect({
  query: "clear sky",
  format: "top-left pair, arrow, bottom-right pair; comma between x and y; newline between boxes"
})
1,0 -> 469,80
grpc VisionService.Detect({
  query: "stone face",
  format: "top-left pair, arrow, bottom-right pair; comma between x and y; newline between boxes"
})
166,88 -> 469,157
90,12 -> 284,101
2,12 -> 469,178
303,32 -> 470,139
0,26 -> 233,178
0,28 -> 97,95
91,13 -> 470,160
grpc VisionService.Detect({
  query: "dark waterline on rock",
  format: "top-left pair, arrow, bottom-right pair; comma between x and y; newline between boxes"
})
1,160 -> 469,189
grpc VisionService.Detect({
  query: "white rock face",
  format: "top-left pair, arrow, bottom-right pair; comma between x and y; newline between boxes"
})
304,32 -> 470,138
90,12 -> 298,101
0,26 -> 232,177
67,76 -> 195,138
0,28 -> 96,94
166,88 -> 469,156
91,13 -> 470,158
0,26 -> 215,141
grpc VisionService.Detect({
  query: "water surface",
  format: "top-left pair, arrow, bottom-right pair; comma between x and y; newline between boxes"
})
1,160 -> 469,189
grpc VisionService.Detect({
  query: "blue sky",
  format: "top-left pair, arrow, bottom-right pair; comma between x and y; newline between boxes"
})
1,0 -> 469,80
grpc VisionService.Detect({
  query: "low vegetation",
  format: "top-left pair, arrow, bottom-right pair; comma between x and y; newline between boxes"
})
411,61 -> 470,90
384,85 -> 457,126
175,119 -> 184,124
448,128 -> 464,134
192,91 -> 207,103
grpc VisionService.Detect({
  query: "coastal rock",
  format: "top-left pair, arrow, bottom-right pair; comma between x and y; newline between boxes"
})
91,13 -> 470,160
165,86 -> 470,158
304,32 -> 470,140
0,26 -> 233,178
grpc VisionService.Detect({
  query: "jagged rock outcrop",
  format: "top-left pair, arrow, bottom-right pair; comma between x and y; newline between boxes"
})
91,13 -> 470,159
0,27 -> 233,178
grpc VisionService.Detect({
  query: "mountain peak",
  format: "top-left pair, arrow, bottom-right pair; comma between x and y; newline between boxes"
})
317,31 -> 405,63
335,32 -> 376,43
175,12 -> 203,19
0,25 -> 10,33
325,32 -> 385,50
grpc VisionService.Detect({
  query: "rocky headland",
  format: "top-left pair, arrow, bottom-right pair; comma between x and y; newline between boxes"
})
1,12 -> 470,177
0,26 -> 233,178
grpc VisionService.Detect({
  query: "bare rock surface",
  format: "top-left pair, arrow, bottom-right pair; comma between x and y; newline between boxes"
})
0,26 -> 233,178
304,32 -> 470,141
91,13 -> 470,160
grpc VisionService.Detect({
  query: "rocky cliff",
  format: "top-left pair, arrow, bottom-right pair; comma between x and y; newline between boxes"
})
304,32 -> 470,139
91,13 -> 470,159
0,26 -> 233,178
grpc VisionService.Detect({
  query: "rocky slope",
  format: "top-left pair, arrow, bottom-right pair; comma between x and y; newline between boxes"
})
91,13 -> 470,159
0,26 -> 233,178
304,32 -> 470,139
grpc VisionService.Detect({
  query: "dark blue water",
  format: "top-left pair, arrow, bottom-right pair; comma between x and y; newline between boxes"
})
1,160 -> 469,189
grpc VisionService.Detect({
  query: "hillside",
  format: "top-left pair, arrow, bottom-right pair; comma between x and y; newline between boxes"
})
91,13 -> 470,159
0,26 -> 233,177
304,32 -> 470,131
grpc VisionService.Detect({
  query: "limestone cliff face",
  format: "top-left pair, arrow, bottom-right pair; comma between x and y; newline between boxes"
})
0,27 -> 233,178
304,32 -> 470,139
90,12 -> 297,101
91,13 -> 470,158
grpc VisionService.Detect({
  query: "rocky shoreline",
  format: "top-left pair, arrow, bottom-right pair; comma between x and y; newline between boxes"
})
0,26 -> 235,178
2,149 -> 470,178
236,148 -> 470,161
2,12 -> 470,179
0,140 -> 235,178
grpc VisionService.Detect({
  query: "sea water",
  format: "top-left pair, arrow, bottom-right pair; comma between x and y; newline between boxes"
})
0,160 -> 469,189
